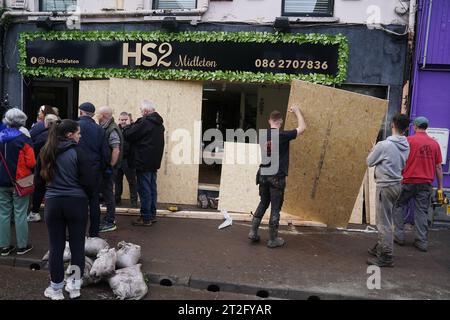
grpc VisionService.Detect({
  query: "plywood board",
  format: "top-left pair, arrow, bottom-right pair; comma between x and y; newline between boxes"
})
283,80 -> 388,228
218,142 -> 266,214
79,80 -> 134,199
79,80 -> 110,108
218,142 -> 328,227
349,179 -> 364,224
108,78 -> 202,205
368,167 -> 377,225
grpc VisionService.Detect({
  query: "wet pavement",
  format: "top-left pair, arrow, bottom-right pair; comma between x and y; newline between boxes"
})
1,214 -> 450,300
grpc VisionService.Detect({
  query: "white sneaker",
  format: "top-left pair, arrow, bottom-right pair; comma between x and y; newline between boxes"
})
65,279 -> 82,299
27,212 -> 41,222
44,286 -> 64,300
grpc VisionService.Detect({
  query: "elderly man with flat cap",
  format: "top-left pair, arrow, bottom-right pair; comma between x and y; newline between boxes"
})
77,102 -> 109,237
393,116 -> 443,253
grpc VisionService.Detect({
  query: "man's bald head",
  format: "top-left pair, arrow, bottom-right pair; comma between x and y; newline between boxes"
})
97,106 -> 113,125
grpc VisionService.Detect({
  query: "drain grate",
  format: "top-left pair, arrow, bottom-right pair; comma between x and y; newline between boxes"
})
160,279 -> 173,287
256,290 -> 269,298
29,263 -> 41,271
207,284 -> 220,292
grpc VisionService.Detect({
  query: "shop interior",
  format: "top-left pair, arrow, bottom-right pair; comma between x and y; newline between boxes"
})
198,82 -> 290,190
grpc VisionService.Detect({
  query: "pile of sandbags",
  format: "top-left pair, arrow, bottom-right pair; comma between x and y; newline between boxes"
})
44,237 -> 147,300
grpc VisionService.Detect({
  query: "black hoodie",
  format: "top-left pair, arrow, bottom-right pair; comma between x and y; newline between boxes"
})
123,112 -> 165,172
35,138 -> 96,198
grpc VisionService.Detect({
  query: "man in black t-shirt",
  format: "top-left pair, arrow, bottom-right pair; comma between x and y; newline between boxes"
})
249,106 -> 306,248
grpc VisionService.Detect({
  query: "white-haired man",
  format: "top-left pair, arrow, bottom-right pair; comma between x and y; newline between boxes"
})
123,100 -> 165,226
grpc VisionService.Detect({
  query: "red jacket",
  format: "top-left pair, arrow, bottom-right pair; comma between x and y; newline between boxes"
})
0,128 -> 36,187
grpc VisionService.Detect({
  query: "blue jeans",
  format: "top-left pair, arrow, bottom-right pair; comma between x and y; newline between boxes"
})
137,171 -> 157,221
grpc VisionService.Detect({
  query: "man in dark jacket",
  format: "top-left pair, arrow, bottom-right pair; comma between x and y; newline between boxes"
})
115,112 -> 138,208
77,102 -> 109,237
123,100 -> 165,226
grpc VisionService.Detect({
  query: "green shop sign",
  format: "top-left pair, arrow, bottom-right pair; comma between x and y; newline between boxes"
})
18,31 -> 348,85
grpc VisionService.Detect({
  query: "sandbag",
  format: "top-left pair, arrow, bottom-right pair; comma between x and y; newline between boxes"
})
85,237 -> 109,257
90,248 -> 117,279
108,264 -> 148,300
65,256 -> 101,287
42,241 -> 71,262
116,241 -> 141,269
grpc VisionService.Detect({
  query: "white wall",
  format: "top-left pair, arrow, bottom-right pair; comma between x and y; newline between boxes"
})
4,0 -> 408,25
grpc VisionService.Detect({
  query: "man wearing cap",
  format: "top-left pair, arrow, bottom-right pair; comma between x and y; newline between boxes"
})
78,102 -> 109,237
393,116 -> 443,252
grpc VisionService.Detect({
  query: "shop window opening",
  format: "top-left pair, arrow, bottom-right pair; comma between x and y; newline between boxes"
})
198,82 -> 290,197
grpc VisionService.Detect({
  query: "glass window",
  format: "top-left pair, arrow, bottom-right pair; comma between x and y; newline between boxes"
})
153,0 -> 197,10
283,0 -> 333,17
40,0 -> 77,11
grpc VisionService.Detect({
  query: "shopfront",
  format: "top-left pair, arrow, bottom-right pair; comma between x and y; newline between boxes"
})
2,22 -> 408,205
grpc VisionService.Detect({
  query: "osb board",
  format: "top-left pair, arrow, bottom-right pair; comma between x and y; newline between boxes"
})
218,142 -> 268,214
349,179 -> 364,224
367,167 -> 377,225
79,80 -> 134,199
108,78 -> 202,205
79,80 -> 110,109
283,80 -> 388,228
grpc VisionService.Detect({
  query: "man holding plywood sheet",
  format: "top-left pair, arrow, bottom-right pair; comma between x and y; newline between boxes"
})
248,107 -> 306,248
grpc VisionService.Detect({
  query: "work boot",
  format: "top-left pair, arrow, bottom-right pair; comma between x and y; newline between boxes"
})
267,226 -> 285,248
367,252 -> 394,268
65,279 -> 83,299
413,240 -> 428,252
394,236 -> 405,246
368,243 -> 378,257
248,217 -> 261,242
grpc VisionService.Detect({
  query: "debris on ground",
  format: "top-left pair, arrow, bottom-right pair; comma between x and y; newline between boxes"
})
337,225 -> 378,234
218,210 -> 233,230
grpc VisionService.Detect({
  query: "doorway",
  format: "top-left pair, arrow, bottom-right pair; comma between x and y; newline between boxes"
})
199,82 -> 259,189
23,78 -> 78,128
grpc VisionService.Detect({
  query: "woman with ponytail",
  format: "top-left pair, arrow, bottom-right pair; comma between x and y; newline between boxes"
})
36,119 -> 95,300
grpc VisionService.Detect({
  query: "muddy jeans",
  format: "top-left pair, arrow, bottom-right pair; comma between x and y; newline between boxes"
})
253,175 -> 286,229
393,183 -> 432,248
376,184 -> 402,256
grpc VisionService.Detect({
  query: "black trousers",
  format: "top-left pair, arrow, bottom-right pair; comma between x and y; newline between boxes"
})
253,175 -> 286,228
88,173 -> 101,237
45,197 -> 88,284
100,169 -> 117,223
31,184 -> 46,213
115,159 -> 138,204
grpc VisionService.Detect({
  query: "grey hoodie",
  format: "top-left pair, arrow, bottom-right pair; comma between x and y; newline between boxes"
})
367,135 -> 410,186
